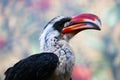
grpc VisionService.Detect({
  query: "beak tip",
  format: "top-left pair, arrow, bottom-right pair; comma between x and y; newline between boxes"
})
93,23 -> 101,31
97,27 -> 101,31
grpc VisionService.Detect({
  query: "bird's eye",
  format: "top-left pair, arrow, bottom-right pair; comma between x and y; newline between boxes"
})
64,22 -> 70,28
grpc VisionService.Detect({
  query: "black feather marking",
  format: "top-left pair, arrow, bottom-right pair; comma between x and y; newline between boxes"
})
44,16 -> 71,32
4,53 -> 59,80
53,17 -> 71,32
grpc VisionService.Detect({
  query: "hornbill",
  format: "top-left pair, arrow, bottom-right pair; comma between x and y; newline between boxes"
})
4,13 -> 101,80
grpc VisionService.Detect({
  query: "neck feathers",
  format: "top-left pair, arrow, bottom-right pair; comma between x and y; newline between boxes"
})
39,25 -> 61,52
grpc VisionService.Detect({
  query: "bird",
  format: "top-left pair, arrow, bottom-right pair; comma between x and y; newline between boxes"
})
4,13 -> 101,80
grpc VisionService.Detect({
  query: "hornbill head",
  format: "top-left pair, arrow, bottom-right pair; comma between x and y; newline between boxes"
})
45,13 -> 101,41
40,13 -> 101,52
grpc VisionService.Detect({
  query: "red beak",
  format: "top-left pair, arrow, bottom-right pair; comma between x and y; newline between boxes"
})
62,13 -> 101,34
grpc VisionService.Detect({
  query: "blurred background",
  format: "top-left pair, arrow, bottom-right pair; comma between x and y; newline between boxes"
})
0,0 -> 120,80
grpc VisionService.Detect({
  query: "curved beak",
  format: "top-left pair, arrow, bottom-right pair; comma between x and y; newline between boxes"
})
62,13 -> 101,34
